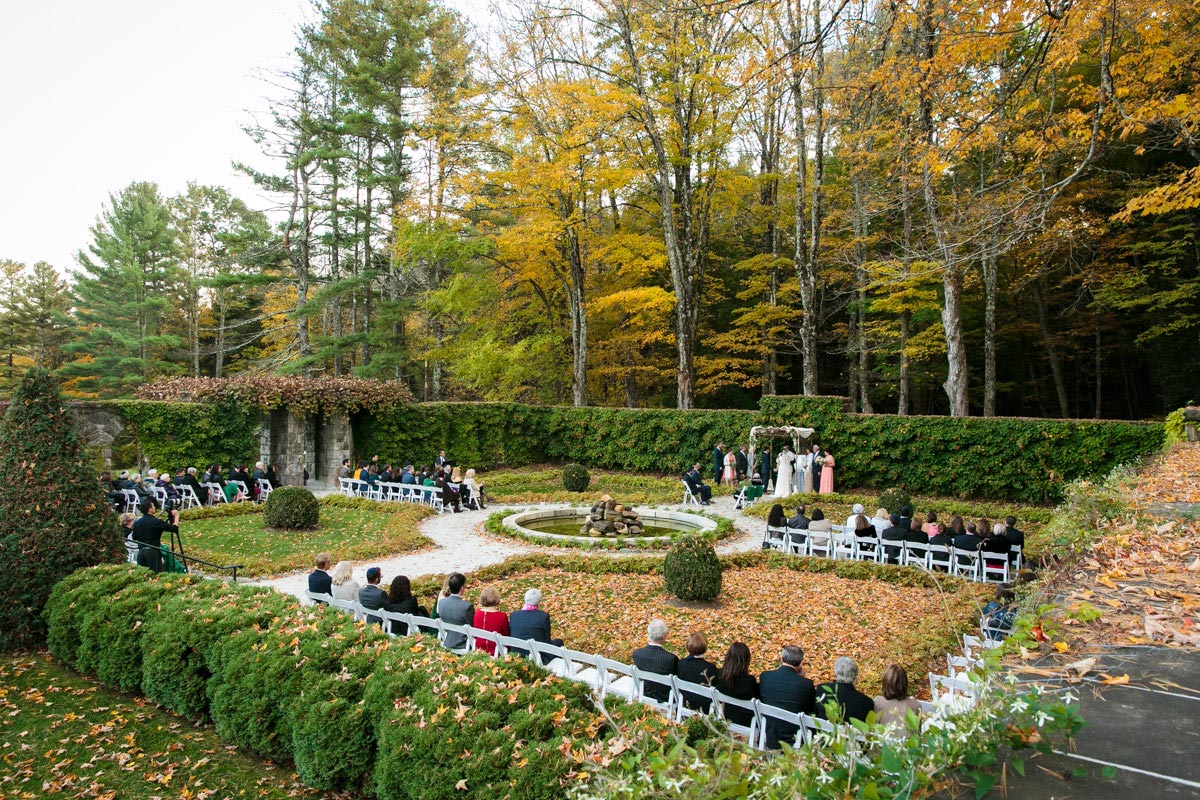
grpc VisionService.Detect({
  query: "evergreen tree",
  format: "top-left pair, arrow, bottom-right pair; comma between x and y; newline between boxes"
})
61,181 -> 182,396
12,261 -> 73,370
0,368 -> 122,650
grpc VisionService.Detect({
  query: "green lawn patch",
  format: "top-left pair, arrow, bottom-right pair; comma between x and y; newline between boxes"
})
180,498 -> 435,577
486,465 -> 736,505
0,653 -> 323,800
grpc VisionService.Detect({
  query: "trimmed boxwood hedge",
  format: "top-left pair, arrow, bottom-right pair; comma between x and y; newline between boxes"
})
42,563 -> 684,799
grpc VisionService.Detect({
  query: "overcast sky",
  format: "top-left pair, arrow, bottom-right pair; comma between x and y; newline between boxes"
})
0,1 -> 320,276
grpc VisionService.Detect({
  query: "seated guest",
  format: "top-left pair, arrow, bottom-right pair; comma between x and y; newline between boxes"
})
388,575 -> 428,635
253,461 -> 268,482
231,464 -> 252,490
1004,515 -> 1026,561
871,507 -> 890,536
222,478 -> 246,504
463,468 -> 487,508
767,503 -> 787,528
264,464 -> 279,489
947,514 -> 967,538
928,523 -> 954,557
904,515 -> 930,559
977,518 -> 993,544
399,465 -> 417,485
922,510 -> 939,537
472,586 -> 510,655
683,464 -> 712,505
421,467 -> 436,487
982,585 -> 1018,638
448,466 -> 465,503
758,645 -> 815,749
632,619 -> 678,703
854,513 -> 878,559
953,521 -> 984,563
359,567 -> 391,626
113,470 -> 134,490
806,508 -> 833,546
873,664 -> 921,732
816,656 -> 874,723
980,522 -> 1012,569
435,468 -> 462,512
881,513 -> 909,565
675,632 -> 719,712
786,503 -> 810,530
844,503 -> 868,532
330,560 -> 360,603
509,588 -> 565,658
715,642 -> 758,727
437,572 -> 474,650
336,458 -> 352,482
308,552 -> 333,601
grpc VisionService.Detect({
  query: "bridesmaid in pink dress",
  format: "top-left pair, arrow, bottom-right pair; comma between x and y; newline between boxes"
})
819,452 -> 836,494
723,451 -> 737,485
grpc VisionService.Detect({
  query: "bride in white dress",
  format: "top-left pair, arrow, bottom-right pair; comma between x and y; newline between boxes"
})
773,446 -> 796,498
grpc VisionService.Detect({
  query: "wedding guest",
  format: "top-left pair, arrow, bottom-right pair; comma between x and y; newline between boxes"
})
675,632 -> 719,712
387,575 -> 428,635
715,642 -> 759,727
818,451 -> 836,494
873,664 -> 921,731
330,561 -> 360,603
922,511 -> 939,537
807,508 -> 833,547
472,585 -> 509,655
871,507 -> 891,536
463,468 -> 487,508
815,656 -> 874,723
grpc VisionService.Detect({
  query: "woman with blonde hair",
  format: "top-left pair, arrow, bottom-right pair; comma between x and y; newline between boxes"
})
462,467 -> 487,509
330,561 -> 360,603
472,585 -> 509,655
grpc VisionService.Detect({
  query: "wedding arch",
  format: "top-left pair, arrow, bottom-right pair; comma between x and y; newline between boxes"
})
746,425 -> 814,481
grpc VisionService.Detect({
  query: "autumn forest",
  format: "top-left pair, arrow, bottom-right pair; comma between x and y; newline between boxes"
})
4,0 -> 1197,418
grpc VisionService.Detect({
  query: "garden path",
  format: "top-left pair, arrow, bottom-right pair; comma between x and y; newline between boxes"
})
257,492 -> 764,601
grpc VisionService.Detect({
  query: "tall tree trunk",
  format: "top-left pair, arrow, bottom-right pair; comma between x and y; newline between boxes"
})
1094,317 -> 1103,418
898,148 -> 913,415
982,250 -> 998,416
1032,280 -> 1070,418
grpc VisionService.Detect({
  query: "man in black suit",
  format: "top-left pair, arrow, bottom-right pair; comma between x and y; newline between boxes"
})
308,552 -> 333,602
632,619 -> 678,703
1004,516 -> 1025,563
734,446 -> 749,481
904,518 -> 930,562
758,645 -> 815,749
684,464 -> 712,504
809,444 -> 824,487
435,450 -> 450,468
786,504 -> 810,548
713,442 -> 724,485
953,521 -> 984,566
131,496 -> 179,573
508,588 -> 564,659
815,657 -> 874,723
759,445 -> 773,490
881,512 -> 909,565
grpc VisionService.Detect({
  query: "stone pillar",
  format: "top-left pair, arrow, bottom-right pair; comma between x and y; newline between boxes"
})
282,410 -> 307,487
318,412 -> 352,482
1184,408 -> 1200,442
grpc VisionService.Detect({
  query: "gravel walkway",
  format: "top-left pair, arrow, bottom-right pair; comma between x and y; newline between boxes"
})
257,493 -> 765,600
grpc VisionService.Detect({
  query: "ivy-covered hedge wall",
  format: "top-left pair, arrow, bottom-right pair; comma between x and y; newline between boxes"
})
107,399 -> 261,470
353,402 -> 551,469
759,397 -> 1165,502
44,564 -> 681,799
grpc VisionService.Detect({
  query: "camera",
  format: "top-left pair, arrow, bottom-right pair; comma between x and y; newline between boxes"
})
163,497 -> 179,515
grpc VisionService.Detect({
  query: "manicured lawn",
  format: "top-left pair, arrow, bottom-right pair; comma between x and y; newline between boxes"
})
0,654 -> 323,800
441,564 -> 984,697
486,465 -> 737,505
181,503 -> 435,577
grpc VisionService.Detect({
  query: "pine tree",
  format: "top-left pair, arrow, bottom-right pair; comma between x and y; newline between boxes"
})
61,181 -> 182,397
0,368 -> 122,650
12,261 -> 73,370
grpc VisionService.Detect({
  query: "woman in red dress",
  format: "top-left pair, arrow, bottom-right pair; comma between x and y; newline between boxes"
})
819,452 -> 836,494
472,585 -> 509,655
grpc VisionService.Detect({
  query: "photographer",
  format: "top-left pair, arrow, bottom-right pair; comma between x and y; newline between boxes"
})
131,496 -> 179,573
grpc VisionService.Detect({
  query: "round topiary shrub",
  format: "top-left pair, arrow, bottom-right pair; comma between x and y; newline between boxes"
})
264,486 -> 320,530
562,463 -> 590,492
663,536 -> 722,601
876,487 -> 911,516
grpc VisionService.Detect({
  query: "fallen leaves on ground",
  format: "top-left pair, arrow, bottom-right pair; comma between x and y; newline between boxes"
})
476,566 -> 979,697
0,655 -> 326,800
1134,441 -> 1200,505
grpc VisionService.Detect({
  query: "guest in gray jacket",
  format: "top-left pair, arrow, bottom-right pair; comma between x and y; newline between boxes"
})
436,572 -> 474,650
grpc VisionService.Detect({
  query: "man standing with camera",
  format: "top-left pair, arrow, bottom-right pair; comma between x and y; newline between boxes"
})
131,496 -> 179,573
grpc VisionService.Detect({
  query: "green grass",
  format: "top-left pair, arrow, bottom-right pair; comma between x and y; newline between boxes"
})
181,502 -> 435,577
486,465 -> 737,505
0,653 -> 323,800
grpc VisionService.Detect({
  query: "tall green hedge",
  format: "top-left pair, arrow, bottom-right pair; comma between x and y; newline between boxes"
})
43,564 -> 680,799
108,399 -> 261,470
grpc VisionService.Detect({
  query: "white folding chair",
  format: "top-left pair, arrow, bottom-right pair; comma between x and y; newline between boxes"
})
256,479 -> 273,502
952,547 -> 981,581
961,633 -> 1003,658
763,525 -> 787,550
903,542 -> 929,570
929,673 -> 978,704
635,668 -> 677,716
807,533 -> 831,560
1010,544 -> 1024,571
439,621 -> 472,654
409,615 -> 443,639
326,596 -> 361,621
926,544 -> 952,572
529,640 -> 573,677
599,658 -> 638,701
712,690 -> 758,742
784,526 -> 808,555
981,554 -> 1010,583
121,489 -> 140,514
755,700 -> 807,750
563,648 -> 604,691
176,484 -> 201,509
339,478 -> 355,497
151,486 -> 168,506
855,534 -> 881,563
672,677 -> 716,722
232,480 -> 251,501
203,482 -> 227,504
681,480 -> 701,506
832,532 -> 856,561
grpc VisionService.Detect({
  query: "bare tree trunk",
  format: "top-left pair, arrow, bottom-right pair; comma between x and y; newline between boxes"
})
982,250 -> 998,416
899,149 -> 913,415
1094,317 -> 1103,418
1032,280 -> 1070,418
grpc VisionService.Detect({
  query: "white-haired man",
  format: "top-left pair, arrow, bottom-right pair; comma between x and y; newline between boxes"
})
508,588 -> 564,660
816,656 -> 875,723
632,619 -> 678,703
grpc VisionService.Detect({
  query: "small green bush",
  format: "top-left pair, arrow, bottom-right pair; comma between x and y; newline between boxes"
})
663,536 -> 723,601
876,487 -> 911,515
562,463 -> 590,492
263,486 -> 320,529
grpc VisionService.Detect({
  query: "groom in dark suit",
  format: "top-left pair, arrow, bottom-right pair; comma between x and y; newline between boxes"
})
712,442 -> 724,485
632,619 -> 679,703
734,446 -> 749,481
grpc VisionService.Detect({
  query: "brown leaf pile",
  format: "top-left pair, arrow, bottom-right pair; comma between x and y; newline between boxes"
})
1134,441 -> 1200,505
485,566 -> 980,696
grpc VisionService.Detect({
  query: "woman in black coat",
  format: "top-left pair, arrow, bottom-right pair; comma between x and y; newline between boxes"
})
388,575 -> 428,635
715,642 -> 759,727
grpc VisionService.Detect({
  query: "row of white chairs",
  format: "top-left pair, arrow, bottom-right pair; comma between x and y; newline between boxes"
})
763,524 -> 1021,583
306,591 -> 923,750
338,477 -> 480,513
118,478 -> 275,515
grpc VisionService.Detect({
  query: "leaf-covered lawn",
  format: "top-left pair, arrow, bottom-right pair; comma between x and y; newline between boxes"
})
486,466 -> 736,505
182,504 -> 435,577
467,566 -> 981,697
0,654 -> 323,800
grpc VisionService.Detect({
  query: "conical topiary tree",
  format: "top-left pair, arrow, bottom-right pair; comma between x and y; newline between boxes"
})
0,368 -> 123,650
